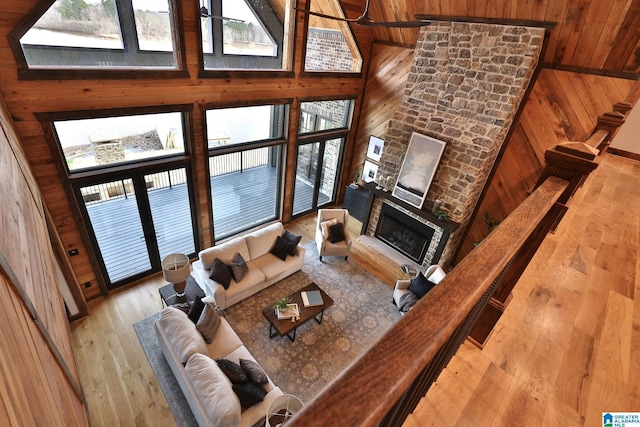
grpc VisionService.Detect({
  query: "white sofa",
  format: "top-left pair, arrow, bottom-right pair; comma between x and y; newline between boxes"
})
154,306 -> 284,427
192,222 -> 305,309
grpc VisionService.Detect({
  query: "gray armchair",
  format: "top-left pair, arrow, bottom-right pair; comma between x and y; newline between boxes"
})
393,264 -> 447,314
315,208 -> 352,262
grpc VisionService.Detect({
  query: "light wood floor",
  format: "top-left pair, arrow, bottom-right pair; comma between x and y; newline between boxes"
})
71,153 -> 640,426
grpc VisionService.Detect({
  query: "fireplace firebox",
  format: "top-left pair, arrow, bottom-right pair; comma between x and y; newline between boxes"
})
374,203 -> 435,264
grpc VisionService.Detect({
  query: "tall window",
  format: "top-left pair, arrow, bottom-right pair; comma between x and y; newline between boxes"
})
206,103 -> 288,240
200,0 -> 293,71
293,99 -> 353,216
14,0 -> 179,70
304,0 -> 362,73
47,108 -> 198,290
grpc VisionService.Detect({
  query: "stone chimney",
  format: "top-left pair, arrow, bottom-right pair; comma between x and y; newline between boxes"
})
368,22 -> 544,267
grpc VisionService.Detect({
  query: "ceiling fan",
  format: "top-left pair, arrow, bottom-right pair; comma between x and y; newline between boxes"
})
303,0 -> 430,28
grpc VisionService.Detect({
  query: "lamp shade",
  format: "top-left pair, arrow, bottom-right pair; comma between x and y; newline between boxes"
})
161,253 -> 190,283
265,394 -> 303,427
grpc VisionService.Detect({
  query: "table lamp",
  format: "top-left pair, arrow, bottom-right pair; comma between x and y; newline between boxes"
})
161,253 -> 190,298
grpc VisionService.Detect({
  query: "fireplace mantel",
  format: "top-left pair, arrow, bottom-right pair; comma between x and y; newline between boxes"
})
361,182 -> 460,233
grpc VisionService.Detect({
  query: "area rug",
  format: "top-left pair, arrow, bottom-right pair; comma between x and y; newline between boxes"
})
224,242 -> 401,403
133,241 -> 401,425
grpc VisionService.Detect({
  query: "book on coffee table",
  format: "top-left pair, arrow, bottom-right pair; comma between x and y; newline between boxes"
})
301,290 -> 323,307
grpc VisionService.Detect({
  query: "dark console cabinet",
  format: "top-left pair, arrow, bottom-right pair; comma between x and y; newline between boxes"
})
343,185 -> 373,233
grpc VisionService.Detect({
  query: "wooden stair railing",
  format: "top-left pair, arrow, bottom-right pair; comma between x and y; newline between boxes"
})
287,175 -> 571,427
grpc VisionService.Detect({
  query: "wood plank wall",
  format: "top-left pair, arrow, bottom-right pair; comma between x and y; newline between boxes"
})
351,41 -> 414,182
0,90 -> 87,425
454,69 -> 637,262
0,0 -> 373,300
366,0 -> 640,74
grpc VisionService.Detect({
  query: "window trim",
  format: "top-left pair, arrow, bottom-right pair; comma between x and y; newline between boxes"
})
197,0 -> 296,78
9,0 -> 188,80
299,0 -> 363,77
35,104 -> 194,179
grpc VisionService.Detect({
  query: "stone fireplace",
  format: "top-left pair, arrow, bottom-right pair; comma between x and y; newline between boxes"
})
366,21 -> 544,267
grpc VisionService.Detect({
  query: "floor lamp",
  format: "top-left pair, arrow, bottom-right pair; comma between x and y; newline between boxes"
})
162,253 -> 190,300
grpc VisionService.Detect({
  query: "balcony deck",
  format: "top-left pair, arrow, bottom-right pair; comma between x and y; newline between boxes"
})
86,165 -> 330,285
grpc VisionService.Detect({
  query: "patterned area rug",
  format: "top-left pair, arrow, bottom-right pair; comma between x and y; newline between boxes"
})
224,242 -> 401,403
133,242 -> 401,426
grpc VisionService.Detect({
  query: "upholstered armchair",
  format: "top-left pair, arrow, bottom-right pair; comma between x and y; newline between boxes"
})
315,208 -> 352,262
393,264 -> 447,315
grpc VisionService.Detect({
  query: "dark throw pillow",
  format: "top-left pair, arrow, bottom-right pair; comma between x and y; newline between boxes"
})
228,252 -> 249,283
196,302 -> 221,344
216,359 -> 248,383
232,382 -> 267,409
187,295 -> 205,323
282,230 -> 302,256
270,235 -> 293,261
240,358 -> 268,385
209,258 -> 232,289
398,291 -> 419,312
408,272 -> 437,299
328,222 -> 346,243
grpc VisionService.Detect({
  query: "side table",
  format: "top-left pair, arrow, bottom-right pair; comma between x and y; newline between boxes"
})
159,275 -> 204,307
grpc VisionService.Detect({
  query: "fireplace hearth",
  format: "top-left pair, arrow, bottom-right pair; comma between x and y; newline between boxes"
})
375,203 -> 435,264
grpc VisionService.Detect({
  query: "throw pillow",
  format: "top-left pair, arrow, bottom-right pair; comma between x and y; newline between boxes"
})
187,295 -> 205,323
209,258 -> 232,289
320,218 -> 338,239
240,358 -> 268,385
328,222 -> 346,243
216,359 -> 248,383
196,302 -> 221,344
171,301 -> 192,314
232,381 -> 267,409
282,230 -> 302,256
398,291 -> 419,312
270,235 -> 293,261
185,353 -> 241,427
408,272 -> 437,299
228,252 -> 249,283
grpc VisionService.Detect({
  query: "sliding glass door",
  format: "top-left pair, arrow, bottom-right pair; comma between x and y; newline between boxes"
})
292,137 -> 343,216
75,166 -> 197,289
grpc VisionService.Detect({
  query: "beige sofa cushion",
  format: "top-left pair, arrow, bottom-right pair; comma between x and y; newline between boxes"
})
185,353 -> 241,427
245,222 -> 284,260
206,317 -> 244,360
157,307 -> 208,364
199,238 -> 251,270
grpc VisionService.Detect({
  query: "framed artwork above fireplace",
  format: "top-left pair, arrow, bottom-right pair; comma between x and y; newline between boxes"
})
392,132 -> 446,209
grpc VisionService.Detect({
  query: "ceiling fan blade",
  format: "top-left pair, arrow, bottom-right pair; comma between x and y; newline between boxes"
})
306,10 -> 360,23
360,20 -> 430,28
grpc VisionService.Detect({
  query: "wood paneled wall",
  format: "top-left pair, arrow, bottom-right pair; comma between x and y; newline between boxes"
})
351,42 -> 414,182
365,0 -> 640,74
0,91 -> 87,425
454,69 -> 637,262
0,0 -> 373,299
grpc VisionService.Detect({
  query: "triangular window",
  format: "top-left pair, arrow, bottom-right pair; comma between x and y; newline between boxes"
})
200,0 -> 292,71
304,0 -> 362,73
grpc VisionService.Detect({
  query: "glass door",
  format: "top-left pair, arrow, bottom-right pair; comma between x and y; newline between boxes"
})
292,138 -> 343,216
76,166 -> 197,289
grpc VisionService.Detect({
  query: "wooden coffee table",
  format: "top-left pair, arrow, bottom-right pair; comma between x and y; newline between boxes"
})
262,283 -> 333,342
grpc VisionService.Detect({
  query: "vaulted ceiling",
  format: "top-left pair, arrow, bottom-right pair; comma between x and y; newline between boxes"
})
328,0 -> 640,75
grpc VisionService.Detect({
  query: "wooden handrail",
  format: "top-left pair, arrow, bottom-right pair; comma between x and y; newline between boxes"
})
288,176 -> 570,427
